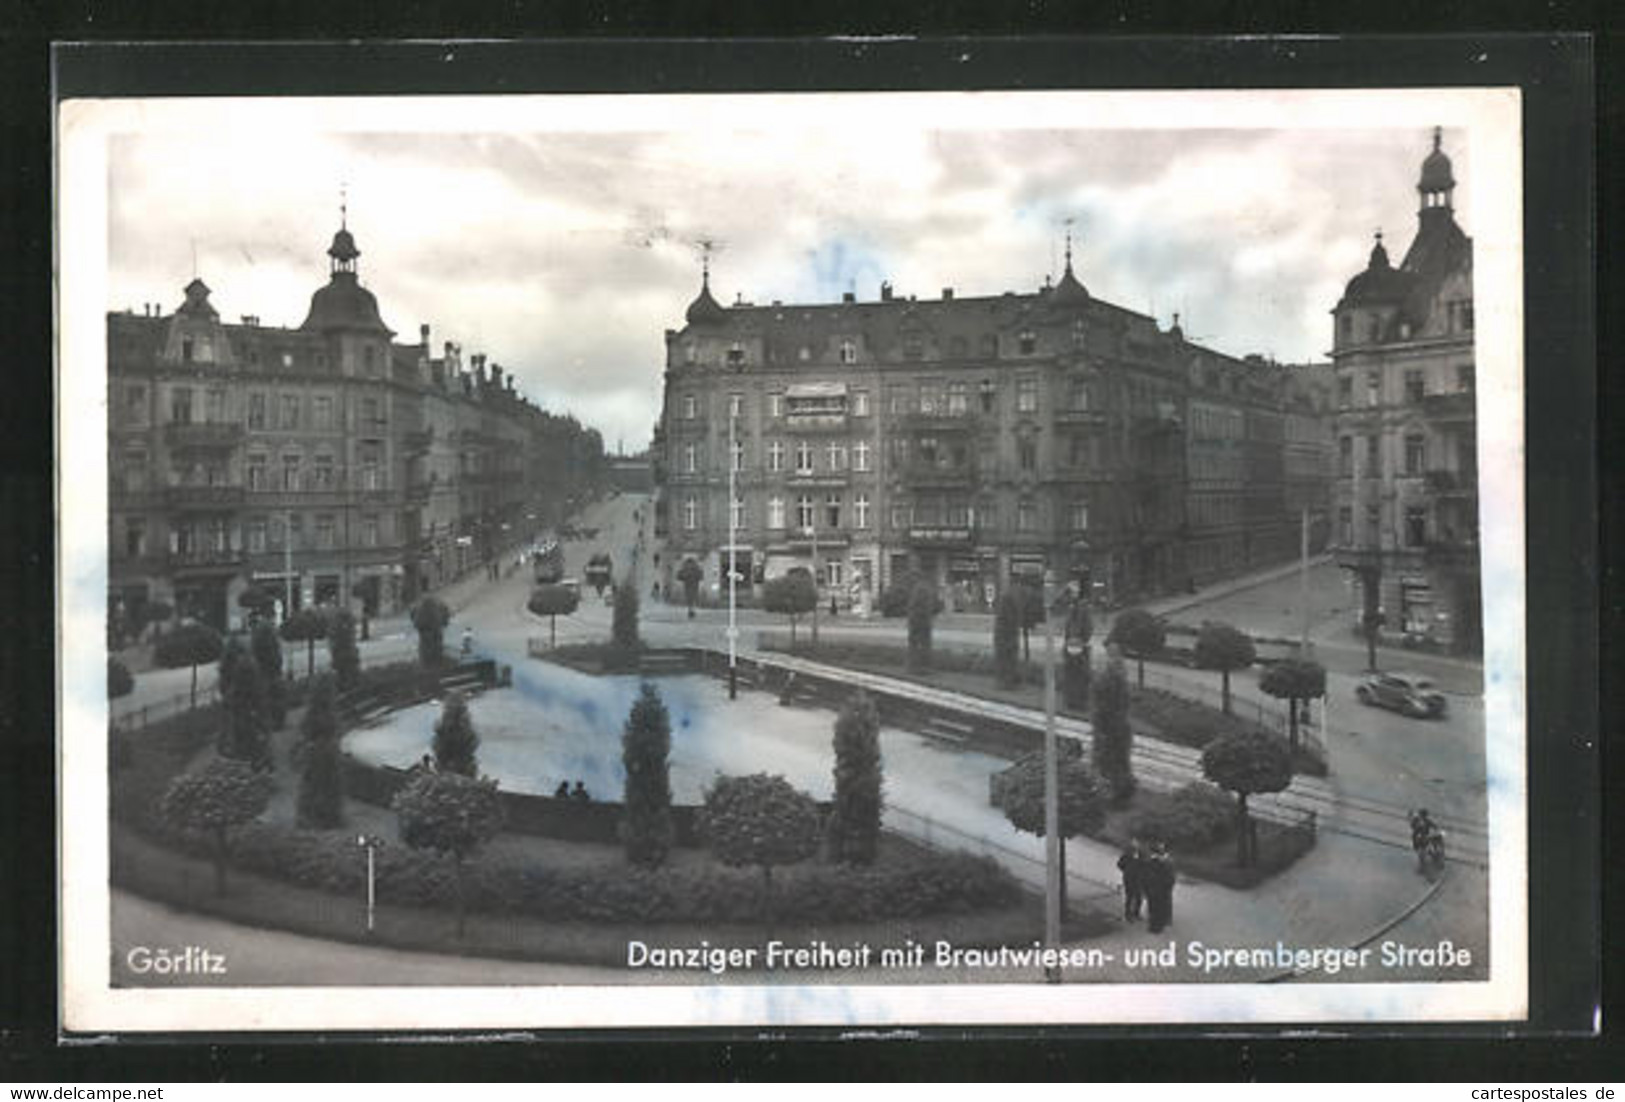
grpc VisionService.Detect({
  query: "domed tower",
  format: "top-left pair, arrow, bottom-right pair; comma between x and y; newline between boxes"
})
1048,228 -> 1090,309
300,200 -> 394,376
683,252 -> 729,328
1417,126 -> 1456,222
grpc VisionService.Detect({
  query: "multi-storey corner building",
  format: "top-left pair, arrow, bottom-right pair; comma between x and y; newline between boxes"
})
1330,130 -> 1481,654
107,218 -> 606,635
653,247 -> 1333,612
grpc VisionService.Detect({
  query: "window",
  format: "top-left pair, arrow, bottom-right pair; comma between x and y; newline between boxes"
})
683,443 -> 698,474
361,447 -> 382,490
1018,434 -> 1038,472
1016,377 -> 1038,413
796,494 -> 815,530
768,496 -> 786,529
853,440 -> 871,472
363,515 -> 379,548
730,439 -> 744,472
946,498 -> 970,527
282,452 -> 301,491
769,393 -> 783,418
917,383 -> 937,415
1018,331 -> 1037,355
280,394 -> 300,429
727,393 -> 742,418
1337,375 -> 1353,407
852,390 -> 870,417
1366,434 -> 1382,475
825,442 -> 845,471
361,397 -> 380,429
1404,371 -> 1425,404
313,396 -> 333,430
246,453 -> 268,490
1339,436 -> 1354,477
730,496 -> 745,531
682,394 -> 698,420
124,385 -> 148,426
1365,504 -> 1380,542
313,453 -> 335,489
1405,434 -> 1426,476
683,496 -> 698,531
825,493 -> 842,528
1338,506 -> 1353,545
1340,315 -> 1353,342
247,392 -> 267,429
887,437 -> 909,468
170,387 -> 193,424
890,500 -> 911,529
363,345 -> 378,375
853,492 -> 870,529
795,441 -> 813,474
124,519 -> 145,558
903,335 -> 923,360
767,440 -> 784,472
947,381 -> 968,415
887,386 -> 909,415
917,436 -> 940,467
1366,371 -> 1381,407
683,343 -> 697,365
1017,499 -> 1036,531
727,343 -> 745,367
245,520 -> 266,554
281,351 -> 294,369
1070,500 -> 1090,531
1068,377 -> 1091,411
839,340 -> 857,364
979,379 -> 996,414
1458,363 -> 1476,392
182,338 -> 195,363
315,515 -> 335,550
1405,506 -> 1427,547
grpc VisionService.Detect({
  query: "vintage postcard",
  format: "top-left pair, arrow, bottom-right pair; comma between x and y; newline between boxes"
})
58,85 -> 1528,1032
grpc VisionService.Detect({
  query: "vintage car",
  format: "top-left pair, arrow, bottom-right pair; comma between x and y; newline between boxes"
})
1354,671 -> 1449,719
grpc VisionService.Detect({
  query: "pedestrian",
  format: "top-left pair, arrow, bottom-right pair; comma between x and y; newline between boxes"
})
571,780 -> 590,802
1144,842 -> 1176,933
460,626 -> 474,659
1117,839 -> 1146,922
553,780 -> 570,799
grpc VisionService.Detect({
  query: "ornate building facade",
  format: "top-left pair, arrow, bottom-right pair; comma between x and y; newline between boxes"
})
1330,129 -> 1481,654
107,218 -> 606,635
653,245 -> 1333,613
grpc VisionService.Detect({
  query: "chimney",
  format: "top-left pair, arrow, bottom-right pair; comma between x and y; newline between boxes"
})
880,281 -> 893,302
490,363 -> 503,391
842,291 -> 856,304
941,287 -> 954,301
420,323 -> 431,347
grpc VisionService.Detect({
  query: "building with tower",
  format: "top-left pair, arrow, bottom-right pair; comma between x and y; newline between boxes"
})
1330,129 -> 1481,654
652,238 -> 1333,613
106,213 -> 607,637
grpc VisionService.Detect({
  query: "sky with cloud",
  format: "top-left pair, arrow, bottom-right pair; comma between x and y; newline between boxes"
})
106,105 -> 1469,453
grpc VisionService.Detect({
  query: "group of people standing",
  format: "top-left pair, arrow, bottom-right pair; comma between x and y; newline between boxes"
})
1117,839 -> 1178,933
553,780 -> 592,802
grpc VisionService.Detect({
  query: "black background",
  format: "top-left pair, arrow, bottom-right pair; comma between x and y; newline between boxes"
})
1,5 -> 1616,1083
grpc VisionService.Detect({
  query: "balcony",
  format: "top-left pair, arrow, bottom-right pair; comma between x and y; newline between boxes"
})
896,410 -> 977,433
899,460 -> 976,488
1425,468 -> 1478,497
164,484 -> 246,509
164,421 -> 245,450
1421,391 -> 1475,422
785,412 -> 848,433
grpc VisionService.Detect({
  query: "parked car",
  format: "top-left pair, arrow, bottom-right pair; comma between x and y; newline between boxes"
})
1355,671 -> 1448,719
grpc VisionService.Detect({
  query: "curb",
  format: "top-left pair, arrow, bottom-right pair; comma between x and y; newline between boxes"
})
1260,869 -> 1447,984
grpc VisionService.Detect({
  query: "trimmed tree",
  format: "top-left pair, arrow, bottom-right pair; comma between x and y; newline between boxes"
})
1061,601 -> 1094,712
410,596 -> 451,668
1107,607 -> 1167,688
108,655 -> 134,699
392,771 -> 504,937
328,609 -> 361,692
677,558 -> 703,619
1090,657 -> 1135,803
906,581 -> 937,672
993,589 -> 1021,688
611,580 -> 641,651
143,600 -> 174,639
159,756 -> 272,896
621,682 -> 675,867
762,570 -> 818,647
1259,657 -> 1328,753
1200,729 -> 1293,867
237,584 -> 278,625
1013,582 -> 1045,664
704,773 -> 822,919
281,607 -> 332,679
998,747 -> 1107,919
250,620 -> 287,729
432,690 -> 480,777
1194,621 -> 1257,716
528,584 -> 581,648
216,636 -> 271,767
154,622 -> 223,711
295,674 -> 345,829
829,691 -> 883,865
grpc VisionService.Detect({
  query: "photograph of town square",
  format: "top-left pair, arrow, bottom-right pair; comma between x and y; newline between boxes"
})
89,101 -> 1501,1002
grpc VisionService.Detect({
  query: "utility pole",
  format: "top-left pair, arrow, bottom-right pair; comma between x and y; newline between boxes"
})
1300,506 -> 1311,653
1041,568 -> 1062,983
727,400 -> 738,700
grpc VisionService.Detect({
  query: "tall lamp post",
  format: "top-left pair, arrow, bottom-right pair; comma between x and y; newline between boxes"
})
1041,566 -> 1063,982
727,397 -> 738,700
806,521 -> 820,647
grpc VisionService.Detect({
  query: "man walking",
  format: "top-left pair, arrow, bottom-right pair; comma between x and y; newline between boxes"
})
1144,842 -> 1177,933
1117,840 -> 1146,922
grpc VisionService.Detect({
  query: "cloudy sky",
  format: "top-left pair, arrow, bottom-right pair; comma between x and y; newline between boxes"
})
105,99 -> 1470,452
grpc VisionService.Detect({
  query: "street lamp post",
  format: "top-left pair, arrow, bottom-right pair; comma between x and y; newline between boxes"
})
356,833 -> 385,934
727,403 -> 738,700
1041,567 -> 1063,982
807,522 -> 820,647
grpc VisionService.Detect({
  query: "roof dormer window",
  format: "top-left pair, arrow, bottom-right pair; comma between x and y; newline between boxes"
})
839,340 -> 857,365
